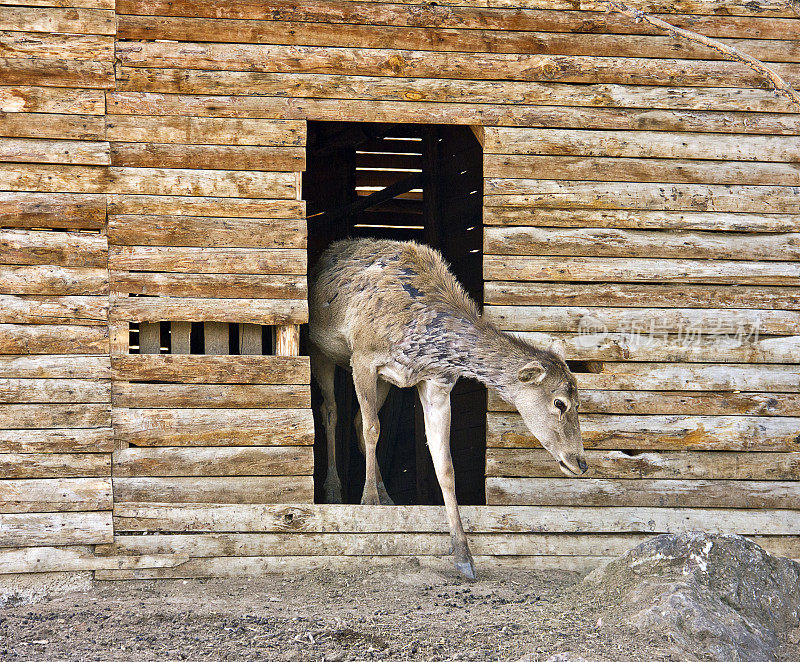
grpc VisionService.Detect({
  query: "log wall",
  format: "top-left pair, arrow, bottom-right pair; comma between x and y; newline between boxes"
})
1,0 -> 798,577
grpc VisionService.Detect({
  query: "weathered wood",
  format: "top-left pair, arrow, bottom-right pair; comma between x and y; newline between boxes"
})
0,427 -> 113,453
0,163 -> 109,193
112,476 -> 314,504
0,57 -> 114,89
111,503 -> 800,536
484,282 -> 800,310
0,86 -> 105,114
111,354 -> 308,384
108,215 -> 306,248
169,321 -> 191,354
238,324 -> 262,356
0,192 -> 106,229
0,266 -> 108,295
0,324 -> 108,355
110,271 -> 305,299
488,412 -> 800,451
0,452 -> 110,479
108,167 -> 297,199
0,295 -> 107,325
0,403 -> 110,429
484,256 -> 800,285
113,446 -> 313,477
109,143 -> 305,171
0,511 -> 112,547
106,115 -> 305,145
486,449 -> 800,480
202,321 -> 228,356
0,113 -> 105,140
112,383 -> 310,409
109,246 -> 306,275
0,478 -> 112,514
108,194 -> 304,218
485,477 -> 800,508
0,138 -> 110,166
112,296 -> 307,325
0,7 -> 115,34
0,32 -> 114,61
137,321 -> 160,355
0,354 -> 109,379
275,325 -> 300,357
113,408 -> 314,446
0,229 -> 107,268
0,378 -> 109,404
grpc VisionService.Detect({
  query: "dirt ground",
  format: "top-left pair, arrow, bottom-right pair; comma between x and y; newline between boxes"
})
0,563 -> 683,662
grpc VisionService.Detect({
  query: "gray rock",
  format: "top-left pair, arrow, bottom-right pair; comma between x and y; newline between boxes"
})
584,532 -> 800,662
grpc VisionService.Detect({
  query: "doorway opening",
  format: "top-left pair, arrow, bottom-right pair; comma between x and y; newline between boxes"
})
304,122 -> 485,506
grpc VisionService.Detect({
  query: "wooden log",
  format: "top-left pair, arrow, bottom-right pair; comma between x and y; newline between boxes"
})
0,7 -> 115,34
108,194 -> 304,218
275,325 -> 299,357
0,378 -> 109,403
113,446 -> 313,477
238,324 -> 262,356
170,321 -> 191,354
483,128 -> 800,161
109,246 -> 306,275
112,476 -> 314,504
111,354 -> 309,384
112,296 -> 307,326
0,266 -> 108,295
0,32 -> 114,61
0,163 -> 109,193
487,412 -> 800,451
484,281 -> 800,310
0,295 -> 107,325
0,86 -> 105,115
483,256 -> 800,285
106,115 -> 305,145
482,208 -> 800,232
485,477 -> 800,508
0,478 -> 112,514
112,407 -> 314,446
0,354 -> 109,378
0,113 -> 105,141
0,511 -> 112,547
109,167 -> 298,199
0,403 -> 110,429
0,324 -> 108,355
486,449 -> 800,480
0,57 -> 114,89
112,383 -> 310,409
0,0 -> 114,8
0,546 -> 193,574
0,229 -> 107,268
0,191 -> 105,230
110,503 -> 800,536
110,271 -> 306,300
0,138 -> 110,166
0,452 -> 110,478
0,427 -> 113,453
109,143 -> 305,171
108,214 -> 306,248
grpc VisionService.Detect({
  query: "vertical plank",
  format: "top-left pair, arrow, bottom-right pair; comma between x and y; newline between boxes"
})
239,323 -> 263,355
275,324 -> 299,357
138,321 -> 160,354
171,321 -> 191,355
203,322 -> 229,355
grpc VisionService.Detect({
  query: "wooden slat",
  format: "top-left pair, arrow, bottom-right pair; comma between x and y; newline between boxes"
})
238,323 -> 262,356
137,321 -> 160,355
0,113 -> 105,140
111,354 -> 308,384
109,272 -> 305,299
0,7 -> 115,34
486,449 -> 800,480
1,229 -> 107,267
488,412 -> 800,451
112,383 -> 310,409
0,192 -> 106,229
0,266 -> 108,295
0,58 -> 114,89
0,163 -> 109,193
0,478 -> 112,514
485,477 -> 800,508
0,32 -> 114,61
0,452 -> 110,478
0,295 -> 107,325
0,137 -> 110,166
0,428 -> 113,453
106,115 -> 305,145
0,324 -> 108,354
0,86 -> 106,114
112,476 -> 314,504
202,321 -> 228,355
484,256 -> 800,285
108,194 -> 304,218
0,403 -> 110,429
113,408 -> 314,446
0,378 -> 109,403
0,0 -> 114,8
113,446 -> 313,477
109,246 -> 306,275
113,296 -> 307,325
0,354 -> 109,378
0,511 -> 112,546
169,321 -> 190,354
109,143 -> 305,171
108,215 -> 305,248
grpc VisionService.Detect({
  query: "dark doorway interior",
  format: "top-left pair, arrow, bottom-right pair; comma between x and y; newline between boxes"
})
304,122 -> 485,506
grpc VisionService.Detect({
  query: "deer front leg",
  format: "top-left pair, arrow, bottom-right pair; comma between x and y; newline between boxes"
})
355,379 -> 394,505
351,355 -> 381,506
310,349 -> 342,503
417,379 -> 475,580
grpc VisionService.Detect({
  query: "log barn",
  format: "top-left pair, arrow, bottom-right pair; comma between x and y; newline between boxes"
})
0,0 -> 799,580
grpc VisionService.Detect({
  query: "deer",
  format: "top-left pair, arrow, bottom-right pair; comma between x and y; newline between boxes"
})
308,238 -> 586,579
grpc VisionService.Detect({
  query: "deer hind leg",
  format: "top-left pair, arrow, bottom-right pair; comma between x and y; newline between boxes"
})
351,355 -> 381,506
354,378 -> 393,505
310,349 -> 342,504
417,378 -> 475,580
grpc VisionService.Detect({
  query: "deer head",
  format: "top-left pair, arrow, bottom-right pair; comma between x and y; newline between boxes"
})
510,342 -> 587,476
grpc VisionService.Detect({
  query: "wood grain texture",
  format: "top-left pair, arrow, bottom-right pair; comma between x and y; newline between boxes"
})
111,296 -> 307,325
0,427 -> 113,453
0,403 -> 110,429
0,138 -> 110,166
0,452 -> 110,478
109,246 -> 306,275
0,324 -> 108,355
107,194 -> 304,218
0,511 -> 112,546
0,86 -> 105,114
0,229 -> 107,268
0,354 -> 109,378
0,378 -> 109,403
0,478 -> 112,514
0,113 -> 105,140
109,143 -> 305,171
0,7 -> 115,35
112,476 -> 314,504
0,32 -> 114,61
0,163 -> 109,193
0,57 -> 114,89
0,295 -> 108,325
0,266 -> 108,296
0,192 -> 105,229
112,383 -> 310,409
109,272 -> 305,299
111,355 -> 308,384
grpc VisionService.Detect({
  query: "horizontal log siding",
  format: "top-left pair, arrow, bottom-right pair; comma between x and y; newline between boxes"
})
0,2 -> 113,556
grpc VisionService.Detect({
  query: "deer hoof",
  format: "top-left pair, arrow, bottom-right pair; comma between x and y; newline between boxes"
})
360,488 -> 381,506
454,557 -> 477,581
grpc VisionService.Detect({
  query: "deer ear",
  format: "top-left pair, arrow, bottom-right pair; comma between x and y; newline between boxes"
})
518,359 -> 547,385
549,338 -> 567,360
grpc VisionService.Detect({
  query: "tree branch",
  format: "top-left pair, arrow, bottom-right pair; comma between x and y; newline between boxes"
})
601,0 -> 800,110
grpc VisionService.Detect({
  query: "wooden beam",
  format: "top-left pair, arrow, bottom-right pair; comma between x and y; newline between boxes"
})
316,173 -> 423,226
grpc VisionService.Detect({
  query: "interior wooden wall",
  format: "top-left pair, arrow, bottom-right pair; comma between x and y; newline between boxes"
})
1,0 -> 798,577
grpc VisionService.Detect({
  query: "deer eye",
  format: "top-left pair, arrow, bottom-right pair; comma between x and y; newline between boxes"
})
554,399 -> 567,413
